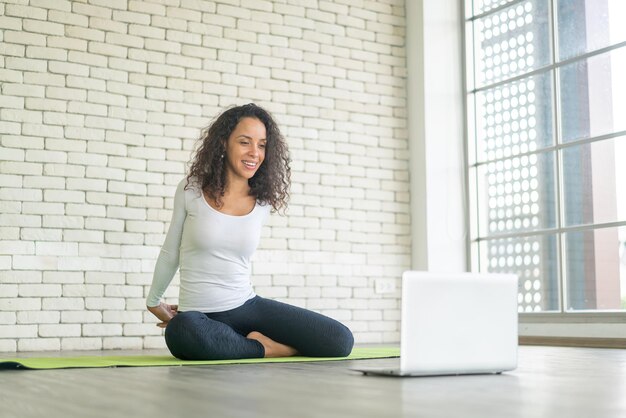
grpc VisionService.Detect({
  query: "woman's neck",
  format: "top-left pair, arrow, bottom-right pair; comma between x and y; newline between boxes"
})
224,174 -> 251,199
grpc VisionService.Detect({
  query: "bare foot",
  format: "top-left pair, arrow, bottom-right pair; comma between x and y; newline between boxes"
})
247,331 -> 298,358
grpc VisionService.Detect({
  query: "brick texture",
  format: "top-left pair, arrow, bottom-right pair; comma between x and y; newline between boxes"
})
0,0 -> 408,352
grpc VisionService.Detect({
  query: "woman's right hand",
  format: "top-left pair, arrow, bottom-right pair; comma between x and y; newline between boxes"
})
147,302 -> 178,328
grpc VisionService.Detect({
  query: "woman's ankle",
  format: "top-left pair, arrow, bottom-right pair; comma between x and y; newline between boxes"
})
246,331 -> 298,358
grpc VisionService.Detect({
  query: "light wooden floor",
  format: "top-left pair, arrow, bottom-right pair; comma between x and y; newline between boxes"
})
1,345 -> 625,418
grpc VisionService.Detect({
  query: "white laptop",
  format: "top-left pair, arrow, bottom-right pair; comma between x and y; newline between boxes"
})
354,271 -> 519,377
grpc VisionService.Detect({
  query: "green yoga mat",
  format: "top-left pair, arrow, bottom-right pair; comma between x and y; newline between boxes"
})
0,347 -> 399,370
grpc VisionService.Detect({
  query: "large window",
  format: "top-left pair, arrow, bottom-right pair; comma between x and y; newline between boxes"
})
465,0 -> 626,314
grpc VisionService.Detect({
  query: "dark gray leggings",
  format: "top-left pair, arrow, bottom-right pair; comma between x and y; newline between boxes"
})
164,296 -> 354,360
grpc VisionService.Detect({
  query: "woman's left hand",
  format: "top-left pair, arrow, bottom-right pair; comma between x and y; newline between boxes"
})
147,303 -> 178,328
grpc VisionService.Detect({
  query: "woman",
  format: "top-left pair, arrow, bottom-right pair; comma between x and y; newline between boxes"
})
146,103 -> 354,360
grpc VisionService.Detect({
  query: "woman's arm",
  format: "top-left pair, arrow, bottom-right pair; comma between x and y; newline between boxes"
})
146,179 -> 187,323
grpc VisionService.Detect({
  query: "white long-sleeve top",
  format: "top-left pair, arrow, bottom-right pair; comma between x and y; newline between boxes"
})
146,178 -> 271,312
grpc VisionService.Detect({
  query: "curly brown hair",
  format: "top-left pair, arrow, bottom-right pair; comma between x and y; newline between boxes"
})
186,103 -> 291,213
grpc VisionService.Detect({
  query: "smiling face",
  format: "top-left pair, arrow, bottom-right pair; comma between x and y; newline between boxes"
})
224,117 -> 267,184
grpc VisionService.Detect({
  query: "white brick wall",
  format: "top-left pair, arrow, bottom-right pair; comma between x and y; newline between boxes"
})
0,0 -> 409,352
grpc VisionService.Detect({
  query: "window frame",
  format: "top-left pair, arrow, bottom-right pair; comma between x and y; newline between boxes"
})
462,0 -> 626,326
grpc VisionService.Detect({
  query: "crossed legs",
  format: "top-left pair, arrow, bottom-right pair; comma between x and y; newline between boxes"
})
164,296 -> 354,361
